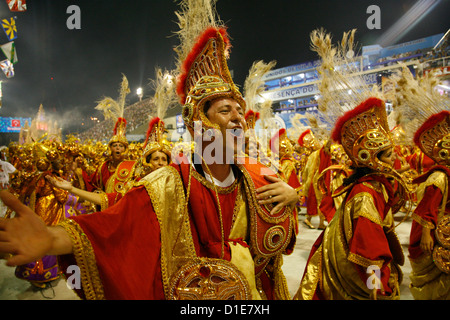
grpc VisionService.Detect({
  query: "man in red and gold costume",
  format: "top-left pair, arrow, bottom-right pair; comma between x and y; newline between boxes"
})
408,111 -> 450,299
270,128 -> 301,236
83,117 -> 137,196
47,117 -> 172,210
298,129 -> 329,229
295,97 -> 406,300
0,26 -> 298,300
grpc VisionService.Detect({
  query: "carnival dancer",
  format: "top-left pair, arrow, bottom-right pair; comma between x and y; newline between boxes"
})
13,143 -> 82,289
316,142 -> 351,223
0,1 -> 299,300
392,66 -> 450,299
47,117 -> 173,210
408,111 -> 450,299
298,129 -> 328,229
270,128 -> 301,237
294,29 -> 407,300
83,75 -> 136,195
295,98 -> 406,300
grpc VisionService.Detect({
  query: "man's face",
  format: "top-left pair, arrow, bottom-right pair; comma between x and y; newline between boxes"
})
204,97 -> 245,154
147,150 -> 168,171
110,142 -> 126,161
378,146 -> 395,167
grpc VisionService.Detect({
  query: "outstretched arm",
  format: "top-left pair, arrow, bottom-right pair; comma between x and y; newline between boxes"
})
46,175 -> 102,205
0,191 -> 73,267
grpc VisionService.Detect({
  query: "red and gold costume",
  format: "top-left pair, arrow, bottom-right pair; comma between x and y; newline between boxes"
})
56,26 -> 296,300
98,117 -> 174,209
407,148 -> 435,175
58,159 -> 295,300
317,143 -> 350,223
295,97 -> 404,300
408,111 -> 450,300
83,117 -> 136,194
298,129 -> 329,228
270,128 -> 300,235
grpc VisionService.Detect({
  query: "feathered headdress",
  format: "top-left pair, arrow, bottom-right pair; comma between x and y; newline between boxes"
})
141,68 -> 176,164
95,74 -> 131,148
244,110 -> 260,130
310,29 -> 393,173
142,117 -> 172,165
298,129 -> 313,147
270,128 -> 294,161
150,67 -> 177,120
309,29 -> 384,141
243,60 -> 281,135
393,65 -> 450,164
243,60 -> 277,113
174,0 -> 245,133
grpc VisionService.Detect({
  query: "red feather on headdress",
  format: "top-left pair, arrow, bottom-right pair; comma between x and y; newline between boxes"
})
298,129 -> 312,147
176,27 -> 230,105
414,110 -> 450,146
113,117 -> 127,135
331,97 -> 384,143
144,117 -> 164,149
270,128 -> 286,150
245,110 -> 260,121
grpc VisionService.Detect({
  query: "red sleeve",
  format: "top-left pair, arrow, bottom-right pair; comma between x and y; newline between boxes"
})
409,185 -> 443,259
345,183 -> 396,296
60,186 -> 164,300
349,217 -> 395,295
287,170 -> 301,189
414,185 -> 442,227
81,169 -> 96,192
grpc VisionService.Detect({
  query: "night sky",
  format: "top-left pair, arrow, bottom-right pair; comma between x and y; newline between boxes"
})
0,0 -> 448,135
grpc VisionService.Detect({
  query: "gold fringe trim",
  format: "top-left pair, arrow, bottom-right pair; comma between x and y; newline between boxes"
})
98,191 -> 109,211
412,212 -> 436,230
347,252 -> 384,269
58,219 -> 105,300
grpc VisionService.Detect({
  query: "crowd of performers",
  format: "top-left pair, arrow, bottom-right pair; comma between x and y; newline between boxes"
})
1,116 -> 173,289
1,96 -> 449,300
0,3 -> 449,300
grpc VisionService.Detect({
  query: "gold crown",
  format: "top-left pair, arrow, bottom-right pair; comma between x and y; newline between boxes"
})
332,97 -> 393,172
142,117 -> 172,165
414,111 -> 450,165
109,117 -> 128,148
270,128 -> 294,160
177,27 -> 246,132
244,110 -> 260,130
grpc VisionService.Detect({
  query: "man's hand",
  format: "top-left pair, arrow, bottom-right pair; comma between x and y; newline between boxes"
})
0,191 -> 53,266
46,175 -> 73,192
256,175 -> 298,215
420,227 -> 434,255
